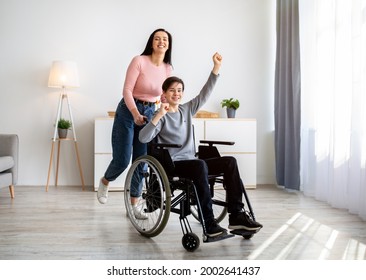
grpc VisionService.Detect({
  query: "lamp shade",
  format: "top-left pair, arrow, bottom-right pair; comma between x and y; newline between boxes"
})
48,60 -> 80,88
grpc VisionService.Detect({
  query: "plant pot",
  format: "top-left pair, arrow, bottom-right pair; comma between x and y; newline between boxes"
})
226,108 -> 236,118
58,128 -> 68,139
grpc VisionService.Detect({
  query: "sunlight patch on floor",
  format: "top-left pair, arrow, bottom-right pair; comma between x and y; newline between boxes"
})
248,212 -> 366,260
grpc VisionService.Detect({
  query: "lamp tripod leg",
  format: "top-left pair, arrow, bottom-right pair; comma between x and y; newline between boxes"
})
66,93 -> 85,190
55,140 -> 61,186
46,141 -> 55,192
74,141 -> 85,190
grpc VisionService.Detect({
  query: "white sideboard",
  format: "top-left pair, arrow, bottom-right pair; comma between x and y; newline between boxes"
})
192,118 -> 257,188
94,118 -> 128,191
95,117 -> 257,191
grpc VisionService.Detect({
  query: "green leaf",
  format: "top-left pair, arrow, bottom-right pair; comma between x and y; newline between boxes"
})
57,118 -> 72,129
220,98 -> 240,109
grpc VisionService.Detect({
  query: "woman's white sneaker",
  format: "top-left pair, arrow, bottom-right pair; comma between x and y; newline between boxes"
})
97,178 -> 109,204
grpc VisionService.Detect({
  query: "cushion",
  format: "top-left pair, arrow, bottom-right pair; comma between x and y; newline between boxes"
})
0,156 -> 14,172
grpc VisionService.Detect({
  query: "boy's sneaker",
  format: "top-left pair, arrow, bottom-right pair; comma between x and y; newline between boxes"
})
205,220 -> 227,237
97,178 -> 109,204
228,212 -> 262,231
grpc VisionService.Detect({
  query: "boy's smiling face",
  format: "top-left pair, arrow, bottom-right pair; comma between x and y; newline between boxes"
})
162,82 -> 184,106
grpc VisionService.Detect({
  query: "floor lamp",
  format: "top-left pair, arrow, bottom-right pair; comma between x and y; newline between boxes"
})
46,61 -> 85,191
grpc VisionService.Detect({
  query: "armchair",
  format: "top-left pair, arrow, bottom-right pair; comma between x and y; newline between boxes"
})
0,134 -> 19,198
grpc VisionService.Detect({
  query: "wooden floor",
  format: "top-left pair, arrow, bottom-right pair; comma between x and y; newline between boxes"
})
0,185 -> 365,260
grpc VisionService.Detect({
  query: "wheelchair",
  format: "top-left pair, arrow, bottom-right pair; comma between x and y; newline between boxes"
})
124,140 -> 260,252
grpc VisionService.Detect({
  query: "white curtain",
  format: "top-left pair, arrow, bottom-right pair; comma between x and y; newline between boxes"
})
299,0 -> 366,221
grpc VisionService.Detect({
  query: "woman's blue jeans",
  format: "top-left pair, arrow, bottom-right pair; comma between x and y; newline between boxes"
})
104,98 -> 155,197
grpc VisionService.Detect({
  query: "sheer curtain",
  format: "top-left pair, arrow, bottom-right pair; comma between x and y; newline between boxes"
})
299,0 -> 366,221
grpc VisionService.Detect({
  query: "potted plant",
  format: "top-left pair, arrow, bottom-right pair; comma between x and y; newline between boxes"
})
57,118 -> 72,138
221,98 -> 240,118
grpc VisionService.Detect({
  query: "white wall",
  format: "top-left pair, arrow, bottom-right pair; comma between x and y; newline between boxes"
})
0,0 -> 276,186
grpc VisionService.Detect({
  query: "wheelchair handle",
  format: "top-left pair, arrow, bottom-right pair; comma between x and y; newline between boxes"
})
200,140 -> 235,146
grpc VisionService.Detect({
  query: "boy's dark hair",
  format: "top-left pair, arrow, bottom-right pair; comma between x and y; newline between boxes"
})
162,76 -> 185,92
141,28 -> 173,66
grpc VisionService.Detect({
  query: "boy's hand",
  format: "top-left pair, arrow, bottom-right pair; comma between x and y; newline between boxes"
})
213,52 -> 222,65
151,103 -> 169,126
212,52 -> 222,75
157,103 -> 170,117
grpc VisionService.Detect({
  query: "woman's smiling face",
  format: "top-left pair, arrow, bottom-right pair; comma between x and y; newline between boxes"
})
152,31 -> 169,54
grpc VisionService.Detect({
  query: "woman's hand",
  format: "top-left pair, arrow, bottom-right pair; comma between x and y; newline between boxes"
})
130,107 -> 147,126
134,114 -> 147,126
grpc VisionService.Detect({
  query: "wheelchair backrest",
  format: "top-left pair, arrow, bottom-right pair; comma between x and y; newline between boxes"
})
147,139 -> 177,176
198,145 -> 221,160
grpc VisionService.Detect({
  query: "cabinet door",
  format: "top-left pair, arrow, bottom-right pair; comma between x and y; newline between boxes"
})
203,119 -> 257,187
204,120 -> 256,153
94,118 -> 129,191
234,154 -> 256,187
192,119 -> 205,150
94,154 -> 126,191
95,119 -> 113,153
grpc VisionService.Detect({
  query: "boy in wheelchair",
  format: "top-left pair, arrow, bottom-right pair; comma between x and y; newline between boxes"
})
139,52 -> 262,237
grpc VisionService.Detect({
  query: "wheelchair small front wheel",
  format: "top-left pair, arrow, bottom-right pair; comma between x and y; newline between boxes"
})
124,155 -> 171,238
182,233 -> 200,252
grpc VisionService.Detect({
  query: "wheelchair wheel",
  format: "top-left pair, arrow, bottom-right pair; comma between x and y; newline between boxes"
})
182,232 -> 200,252
124,155 -> 171,238
190,186 -> 227,223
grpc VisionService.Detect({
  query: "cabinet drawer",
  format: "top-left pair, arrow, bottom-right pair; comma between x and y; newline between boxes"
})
204,120 -> 256,152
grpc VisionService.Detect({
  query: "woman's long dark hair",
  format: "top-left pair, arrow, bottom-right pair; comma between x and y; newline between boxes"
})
141,28 -> 173,66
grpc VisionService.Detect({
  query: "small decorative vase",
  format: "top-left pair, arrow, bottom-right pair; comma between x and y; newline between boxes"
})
58,128 -> 68,139
226,108 -> 236,118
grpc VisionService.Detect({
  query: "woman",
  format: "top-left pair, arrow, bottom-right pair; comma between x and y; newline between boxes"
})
97,28 -> 173,220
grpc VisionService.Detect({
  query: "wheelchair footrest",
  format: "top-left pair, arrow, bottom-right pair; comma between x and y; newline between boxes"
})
203,231 -> 235,243
230,228 -> 260,237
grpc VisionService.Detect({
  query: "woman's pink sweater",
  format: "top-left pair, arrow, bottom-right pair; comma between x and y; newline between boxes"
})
123,55 -> 172,111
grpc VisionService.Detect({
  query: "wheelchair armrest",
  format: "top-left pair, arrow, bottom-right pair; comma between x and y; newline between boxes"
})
198,140 -> 235,160
199,140 -> 235,146
150,143 -> 182,149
